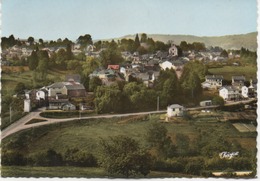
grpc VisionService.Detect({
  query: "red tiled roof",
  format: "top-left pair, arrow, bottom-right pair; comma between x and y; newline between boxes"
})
107,65 -> 119,70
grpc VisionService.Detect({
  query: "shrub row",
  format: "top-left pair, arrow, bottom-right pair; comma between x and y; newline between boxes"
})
1,148 -> 97,167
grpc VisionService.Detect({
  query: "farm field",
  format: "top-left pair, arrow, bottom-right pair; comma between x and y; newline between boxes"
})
208,65 -> 257,81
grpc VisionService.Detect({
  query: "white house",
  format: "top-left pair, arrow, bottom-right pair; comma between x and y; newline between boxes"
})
120,67 -> 126,76
219,86 -> 240,101
202,75 -> 223,89
241,86 -> 249,98
160,60 -> 173,70
47,82 -> 68,97
167,104 -> 184,117
36,89 -> 48,100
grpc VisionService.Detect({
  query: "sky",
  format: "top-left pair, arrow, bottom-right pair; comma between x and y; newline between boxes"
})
1,0 -> 258,41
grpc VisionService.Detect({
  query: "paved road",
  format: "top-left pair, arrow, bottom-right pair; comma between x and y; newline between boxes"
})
1,98 -> 256,139
1,110 -> 166,139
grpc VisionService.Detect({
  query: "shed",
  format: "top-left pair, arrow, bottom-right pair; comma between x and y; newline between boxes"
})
200,100 -> 212,107
167,104 -> 184,117
61,103 -> 76,111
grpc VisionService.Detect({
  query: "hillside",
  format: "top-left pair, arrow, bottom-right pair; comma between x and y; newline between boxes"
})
101,32 -> 257,51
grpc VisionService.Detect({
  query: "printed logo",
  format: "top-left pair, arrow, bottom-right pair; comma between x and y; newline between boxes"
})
219,151 -> 239,159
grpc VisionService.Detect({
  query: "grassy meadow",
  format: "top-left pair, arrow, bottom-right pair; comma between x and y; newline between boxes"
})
1,111 -> 257,177
208,65 -> 257,81
1,66 -> 73,95
1,166 -> 194,178
2,113 -> 256,159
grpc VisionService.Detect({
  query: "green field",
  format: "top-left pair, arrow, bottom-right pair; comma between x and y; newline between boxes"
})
1,112 -> 257,177
1,68 -> 73,95
1,166 -> 194,178
208,65 -> 257,81
2,114 -> 256,156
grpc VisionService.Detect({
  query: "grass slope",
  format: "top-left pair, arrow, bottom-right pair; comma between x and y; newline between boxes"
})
1,68 -> 73,95
1,166 -> 194,178
2,114 -> 256,157
208,65 -> 257,81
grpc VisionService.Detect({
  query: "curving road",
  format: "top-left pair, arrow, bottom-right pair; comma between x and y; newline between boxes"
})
1,109 -> 167,139
1,98 -> 256,139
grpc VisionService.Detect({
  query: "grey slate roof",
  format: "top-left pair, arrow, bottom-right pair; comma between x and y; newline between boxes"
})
232,76 -> 246,81
65,84 -> 85,90
48,82 -> 65,89
168,104 -> 184,109
206,75 -> 223,80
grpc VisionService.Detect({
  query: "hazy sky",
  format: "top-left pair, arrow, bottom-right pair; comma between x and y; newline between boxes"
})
2,0 -> 257,41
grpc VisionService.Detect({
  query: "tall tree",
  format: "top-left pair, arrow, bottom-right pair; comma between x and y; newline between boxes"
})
37,57 -> 48,80
89,77 -> 102,92
181,71 -> 202,98
77,34 -> 93,48
36,50 -> 49,80
28,36 -> 34,45
39,38 -> 44,44
100,136 -> 152,178
134,34 -> 141,50
56,48 -> 67,68
180,41 -> 189,51
28,50 -> 39,70
99,47 -> 124,67
140,33 -> 148,43
94,84 -> 123,113
82,57 -> 100,76
146,123 -> 176,158
14,82 -> 26,94
1,35 -> 17,49
66,43 -> 73,60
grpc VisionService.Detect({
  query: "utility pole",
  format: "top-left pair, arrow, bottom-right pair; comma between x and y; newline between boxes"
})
9,106 -> 12,123
157,96 -> 159,111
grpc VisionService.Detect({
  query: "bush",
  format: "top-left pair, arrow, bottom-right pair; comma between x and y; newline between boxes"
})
212,96 -> 224,106
64,148 -> 97,167
183,157 -> 204,175
28,149 -> 63,166
1,151 -> 26,166
185,162 -> 203,175
205,157 -> 253,171
201,170 -> 213,177
152,160 -> 185,173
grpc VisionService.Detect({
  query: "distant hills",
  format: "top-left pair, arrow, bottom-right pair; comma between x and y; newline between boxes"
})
101,32 -> 257,51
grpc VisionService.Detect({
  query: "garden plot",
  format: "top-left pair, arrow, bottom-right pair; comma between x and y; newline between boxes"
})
232,123 -> 256,132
